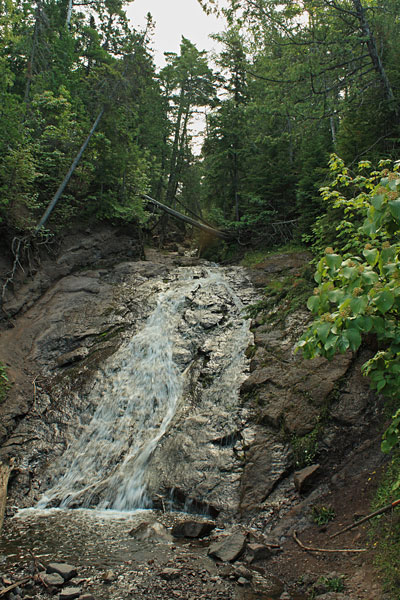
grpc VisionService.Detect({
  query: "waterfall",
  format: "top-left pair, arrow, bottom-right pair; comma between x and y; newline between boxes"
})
38,267 -> 252,512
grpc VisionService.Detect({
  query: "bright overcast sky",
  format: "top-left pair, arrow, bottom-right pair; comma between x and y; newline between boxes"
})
126,0 -> 226,67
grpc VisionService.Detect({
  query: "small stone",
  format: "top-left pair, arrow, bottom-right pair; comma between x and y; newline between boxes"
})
171,520 -> 216,539
245,542 -> 271,563
47,563 -> 77,581
101,570 -> 115,583
234,565 -> 252,580
59,587 -> 82,600
129,521 -> 172,542
294,464 -> 320,493
159,568 -> 180,581
43,573 -> 65,587
78,595 -> 95,600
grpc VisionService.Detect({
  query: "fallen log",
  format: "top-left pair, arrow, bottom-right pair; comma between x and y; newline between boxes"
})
142,194 -> 231,240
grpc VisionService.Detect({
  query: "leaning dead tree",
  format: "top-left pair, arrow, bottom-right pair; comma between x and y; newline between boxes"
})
142,194 -> 232,240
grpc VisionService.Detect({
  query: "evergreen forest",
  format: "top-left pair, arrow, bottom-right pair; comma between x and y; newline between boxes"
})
1,0 -> 400,592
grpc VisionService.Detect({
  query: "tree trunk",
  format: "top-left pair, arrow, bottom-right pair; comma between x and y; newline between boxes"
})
35,107 -> 104,233
0,461 -> 12,534
165,85 -> 187,206
351,0 -> 398,115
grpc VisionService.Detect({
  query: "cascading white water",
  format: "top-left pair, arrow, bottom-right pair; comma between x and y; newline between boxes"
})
38,266 -> 252,512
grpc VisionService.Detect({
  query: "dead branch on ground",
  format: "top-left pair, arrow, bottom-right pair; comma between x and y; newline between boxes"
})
293,530 -> 367,553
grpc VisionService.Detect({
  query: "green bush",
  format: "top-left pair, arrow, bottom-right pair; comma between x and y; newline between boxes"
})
297,156 -> 400,453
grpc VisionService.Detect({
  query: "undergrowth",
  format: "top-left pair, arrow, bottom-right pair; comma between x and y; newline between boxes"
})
370,450 -> 400,599
240,243 -> 305,267
245,267 -> 314,323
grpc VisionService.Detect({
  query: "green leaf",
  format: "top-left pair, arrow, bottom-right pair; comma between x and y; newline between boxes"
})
325,253 -> 342,270
352,315 -> 373,332
337,336 -> 350,353
374,290 -> 395,314
363,248 -> 379,266
342,267 -> 358,279
307,296 -> 320,312
328,289 -> 345,304
316,322 -> 332,343
371,194 -> 384,210
343,328 -> 362,351
377,379 -> 386,392
389,199 -> 400,221
362,221 -> 377,236
381,246 -> 396,263
324,334 -> 339,351
361,270 -> 379,285
350,296 -> 368,315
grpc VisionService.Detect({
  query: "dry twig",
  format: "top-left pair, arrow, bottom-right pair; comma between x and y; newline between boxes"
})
0,577 -> 31,597
293,530 -> 366,553
330,498 -> 400,539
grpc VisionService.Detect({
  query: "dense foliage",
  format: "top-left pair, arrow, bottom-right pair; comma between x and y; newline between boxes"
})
297,156 -> 400,452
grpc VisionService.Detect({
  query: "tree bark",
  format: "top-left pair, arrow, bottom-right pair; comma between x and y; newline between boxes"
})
0,461 -> 12,534
351,0 -> 398,115
35,108 -> 104,233
142,195 -> 231,239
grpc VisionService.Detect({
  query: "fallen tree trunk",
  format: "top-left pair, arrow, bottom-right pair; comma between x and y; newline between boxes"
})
142,195 -> 232,240
0,460 -> 12,534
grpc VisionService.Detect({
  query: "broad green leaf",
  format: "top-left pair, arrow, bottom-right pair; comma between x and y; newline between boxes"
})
342,267 -> 358,279
344,328 -> 362,351
325,253 -> 342,270
389,198 -> 400,221
352,315 -> 373,332
374,290 -> 395,314
371,194 -> 384,210
361,270 -> 379,285
328,289 -> 345,304
324,334 -> 339,351
350,296 -> 368,315
381,246 -> 396,263
388,179 -> 400,191
363,248 -> 379,266
307,296 -> 320,312
362,221 -> 377,236
337,336 -> 350,353
316,322 -> 332,343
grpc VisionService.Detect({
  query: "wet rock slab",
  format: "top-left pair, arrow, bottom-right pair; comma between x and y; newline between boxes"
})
47,563 -> 77,581
208,530 -> 247,562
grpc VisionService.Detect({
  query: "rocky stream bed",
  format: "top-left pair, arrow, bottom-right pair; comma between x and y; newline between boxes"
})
0,227 -> 392,599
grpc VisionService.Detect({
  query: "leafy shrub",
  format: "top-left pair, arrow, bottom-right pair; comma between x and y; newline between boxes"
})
297,156 -> 400,453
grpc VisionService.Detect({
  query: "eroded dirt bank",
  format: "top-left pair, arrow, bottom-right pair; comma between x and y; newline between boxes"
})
0,229 -> 390,599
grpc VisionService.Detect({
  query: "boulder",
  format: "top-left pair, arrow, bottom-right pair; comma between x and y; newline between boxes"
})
294,464 -> 320,493
208,530 -> 247,562
171,520 -> 216,539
